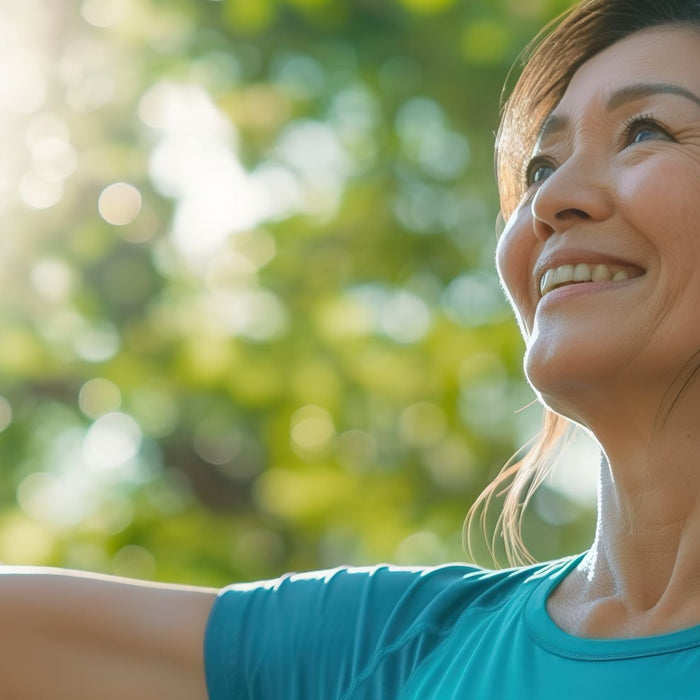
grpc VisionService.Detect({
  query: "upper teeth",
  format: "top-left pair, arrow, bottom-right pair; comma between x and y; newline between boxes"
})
540,263 -> 634,297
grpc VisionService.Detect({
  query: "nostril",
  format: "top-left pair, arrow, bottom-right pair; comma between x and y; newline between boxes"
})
532,218 -> 555,242
556,208 -> 590,220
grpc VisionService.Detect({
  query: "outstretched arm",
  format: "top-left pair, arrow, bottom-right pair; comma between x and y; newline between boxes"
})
0,567 -> 218,699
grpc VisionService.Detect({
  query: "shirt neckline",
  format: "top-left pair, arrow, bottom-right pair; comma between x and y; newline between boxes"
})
525,551 -> 700,660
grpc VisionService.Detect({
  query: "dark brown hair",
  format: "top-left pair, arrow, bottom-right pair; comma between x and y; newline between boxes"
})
466,0 -> 700,567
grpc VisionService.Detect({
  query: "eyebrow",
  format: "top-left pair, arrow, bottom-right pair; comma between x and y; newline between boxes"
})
537,82 -> 700,144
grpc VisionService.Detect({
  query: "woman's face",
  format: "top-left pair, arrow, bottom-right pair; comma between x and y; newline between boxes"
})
496,26 -> 700,417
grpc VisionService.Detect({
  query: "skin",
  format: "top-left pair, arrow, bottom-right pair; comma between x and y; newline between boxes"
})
497,25 -> 700,638
0,567 -> 217,697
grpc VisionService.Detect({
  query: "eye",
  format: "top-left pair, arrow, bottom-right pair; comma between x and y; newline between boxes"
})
525,158 -> 556,188
621,113 -> 674,146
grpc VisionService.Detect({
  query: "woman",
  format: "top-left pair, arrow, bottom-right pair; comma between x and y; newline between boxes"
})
6,0 -> 700,697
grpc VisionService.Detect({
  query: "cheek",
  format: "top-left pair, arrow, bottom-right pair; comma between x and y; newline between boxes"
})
496,212 -> 536,336
615,161 -> 700,311
617,157 -> 700,250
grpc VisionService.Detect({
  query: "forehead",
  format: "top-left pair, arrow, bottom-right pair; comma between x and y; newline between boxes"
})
553,25 -> 700,115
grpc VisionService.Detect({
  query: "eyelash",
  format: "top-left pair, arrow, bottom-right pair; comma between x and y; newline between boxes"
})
523,157 -> 555,190
523,112 -> 673,190
620,112 -> 671,145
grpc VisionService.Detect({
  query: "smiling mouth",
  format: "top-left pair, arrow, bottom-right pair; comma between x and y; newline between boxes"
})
539,262 -> 645,297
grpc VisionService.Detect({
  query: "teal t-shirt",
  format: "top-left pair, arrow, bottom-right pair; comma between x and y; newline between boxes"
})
204,552 -> 700,699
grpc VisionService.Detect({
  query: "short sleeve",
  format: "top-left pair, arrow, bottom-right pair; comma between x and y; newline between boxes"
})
203,563 -> 479,700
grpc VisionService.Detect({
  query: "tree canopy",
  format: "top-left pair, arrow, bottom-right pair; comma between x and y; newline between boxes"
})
0,0 -> 594,585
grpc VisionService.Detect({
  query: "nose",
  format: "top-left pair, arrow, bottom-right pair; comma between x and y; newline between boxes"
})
531,154 -> 613,240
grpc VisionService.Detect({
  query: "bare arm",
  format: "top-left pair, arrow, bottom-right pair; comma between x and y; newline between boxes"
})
0,567 -> 218,699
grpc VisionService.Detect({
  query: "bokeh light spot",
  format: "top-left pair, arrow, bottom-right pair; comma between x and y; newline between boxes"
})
129,388 -> 179,438
98,182 -> 143,225
461,19 -> 511,65
79,377 -> 122,419
215,288 -> 289,341
63,542 -> 110,572
89,496 -> 134,535
204,251 -> 258,290
112,544 -> 156,579
380,290 -> 432,344
60,38 -> 116,112
17,472 -> 88,527
290,405 -> 336,458
399,401 -> 447,447
272,54 -> 326,101
31,258 -> 76,303
224,0 -> 275,34
81,0 -> 127,28
83,412 -> 142,471
0,516 -> 55,564
193,416 -> 242,465
423,437 -> 476,490
73,322 -> 120,363
18,172 -> 63,209
441,272 -> 507,327
30,136 -> 77,182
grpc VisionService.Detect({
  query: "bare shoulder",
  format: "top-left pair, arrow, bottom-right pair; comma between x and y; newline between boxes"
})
0,566 -> 219,699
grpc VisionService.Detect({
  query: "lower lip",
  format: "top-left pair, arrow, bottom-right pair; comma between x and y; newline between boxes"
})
537,277 -> 642,310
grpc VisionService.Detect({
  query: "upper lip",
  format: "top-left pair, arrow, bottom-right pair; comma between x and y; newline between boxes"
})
534,248 -> 646,297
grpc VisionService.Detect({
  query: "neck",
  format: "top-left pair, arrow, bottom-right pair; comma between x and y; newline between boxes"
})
590,455 -> 700,608
564,381 -> 700,627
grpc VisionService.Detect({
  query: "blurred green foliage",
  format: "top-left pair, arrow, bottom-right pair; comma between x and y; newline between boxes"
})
0,0 -> 594,586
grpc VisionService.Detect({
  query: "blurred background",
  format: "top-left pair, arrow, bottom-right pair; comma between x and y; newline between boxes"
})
0,0 -> 596,586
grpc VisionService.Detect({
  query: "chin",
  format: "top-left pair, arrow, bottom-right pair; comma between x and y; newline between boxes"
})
523,338 -> 618,411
